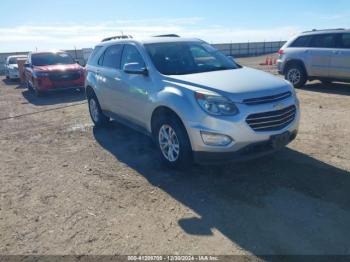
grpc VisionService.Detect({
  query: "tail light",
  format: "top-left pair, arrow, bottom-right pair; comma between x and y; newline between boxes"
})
277,49 -> 285,55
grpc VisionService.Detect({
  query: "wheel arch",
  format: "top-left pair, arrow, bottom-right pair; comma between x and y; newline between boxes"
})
85,85 -> 95,98
283,59 -> 308,76
150,105 -> 194,161
150,106 -> 185,136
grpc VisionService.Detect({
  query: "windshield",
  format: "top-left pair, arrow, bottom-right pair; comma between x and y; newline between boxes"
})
8,57 -> 20,64
32,52 -> 75,66
145,42 -> 239,75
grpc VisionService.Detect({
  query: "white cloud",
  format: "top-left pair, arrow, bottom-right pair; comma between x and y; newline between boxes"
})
0,18 -> 301,52
303,11 -> 350,21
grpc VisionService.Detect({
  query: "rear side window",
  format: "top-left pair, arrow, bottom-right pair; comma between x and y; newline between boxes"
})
101,44 -> 123,69
340,33 -> 350,49
290,36 -> 312,47
309,34 -> 337,48
87,46 -> 102,65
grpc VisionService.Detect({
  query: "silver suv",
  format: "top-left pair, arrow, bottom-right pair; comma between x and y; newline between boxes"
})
277,29 -> 350,88
85,36 -> 300,167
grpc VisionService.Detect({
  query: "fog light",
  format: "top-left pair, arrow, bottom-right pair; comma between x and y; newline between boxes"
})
201,131 -> 232,146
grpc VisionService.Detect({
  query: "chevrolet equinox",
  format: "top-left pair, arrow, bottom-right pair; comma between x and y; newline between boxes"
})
85,36 -> 300,167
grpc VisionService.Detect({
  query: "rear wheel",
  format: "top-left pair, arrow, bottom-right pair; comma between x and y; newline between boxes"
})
154,114 -> 193,168
285,64 -> 307,88
88,93 -> 109,127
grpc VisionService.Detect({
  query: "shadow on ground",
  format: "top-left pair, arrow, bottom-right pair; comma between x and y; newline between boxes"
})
22,89 -> 86,106
303,81 -> 350,96
93,123 -> 350,256
1,78 -> 23,88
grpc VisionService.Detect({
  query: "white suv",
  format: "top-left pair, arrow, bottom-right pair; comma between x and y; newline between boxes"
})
86,36 -> 300,167
277,29 -> 350,88
5,55 -> 27,80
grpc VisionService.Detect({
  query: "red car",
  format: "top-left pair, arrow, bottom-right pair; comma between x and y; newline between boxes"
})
24,51 -> 85,96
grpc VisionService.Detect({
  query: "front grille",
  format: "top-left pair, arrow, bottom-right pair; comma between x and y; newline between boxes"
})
243,91 -> 292,105
49,72 -> 81,81
246,105 -> 297,132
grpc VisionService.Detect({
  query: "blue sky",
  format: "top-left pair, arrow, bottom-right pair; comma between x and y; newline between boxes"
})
0,0 -> 349,52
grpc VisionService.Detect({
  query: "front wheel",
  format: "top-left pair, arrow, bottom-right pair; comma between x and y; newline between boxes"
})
33,87 -> 45,97
88,94 -> 109,127
285,65 -> 307,88
155,116 -> 193,169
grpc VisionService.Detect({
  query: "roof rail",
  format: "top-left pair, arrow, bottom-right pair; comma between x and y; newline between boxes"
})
154,34 -> 180,38
101,35 -> 133,42
303,28 -> 345,33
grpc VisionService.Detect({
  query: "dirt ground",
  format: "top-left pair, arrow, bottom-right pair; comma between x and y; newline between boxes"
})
1,56 -> 350,257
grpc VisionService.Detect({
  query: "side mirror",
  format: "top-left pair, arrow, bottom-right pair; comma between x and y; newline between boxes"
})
75,59 -> 80,65
123,63 -> 148,76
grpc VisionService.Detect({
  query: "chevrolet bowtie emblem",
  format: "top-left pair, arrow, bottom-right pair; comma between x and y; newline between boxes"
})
274,103 -> 285,110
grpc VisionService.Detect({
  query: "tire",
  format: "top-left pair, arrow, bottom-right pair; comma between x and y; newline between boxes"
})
87,93 -> 109,127
154,114 -> 193,169
25,80 -> 32,90
30,80 -> 45,97
33,86 -> 45,97
285,64 -> 307,88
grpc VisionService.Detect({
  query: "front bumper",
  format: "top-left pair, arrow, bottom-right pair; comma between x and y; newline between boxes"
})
184,96 -> 300,163
35,78 -> 84,91
193,130 -> 297,164
8,70 -> 20,79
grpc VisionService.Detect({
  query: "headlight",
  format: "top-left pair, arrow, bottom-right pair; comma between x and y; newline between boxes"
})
195,91 -> 239,116
35,72 -> 49,78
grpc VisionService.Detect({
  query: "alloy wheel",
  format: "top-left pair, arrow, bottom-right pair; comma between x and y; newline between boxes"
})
89,98 -> 100,123
158,124 -> 180,162
287,68 -> 301,85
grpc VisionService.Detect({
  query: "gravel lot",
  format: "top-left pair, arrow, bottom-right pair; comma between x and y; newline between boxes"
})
1,56 -> 350,257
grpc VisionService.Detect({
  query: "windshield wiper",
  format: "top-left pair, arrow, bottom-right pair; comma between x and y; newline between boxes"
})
205,67 -> 235,72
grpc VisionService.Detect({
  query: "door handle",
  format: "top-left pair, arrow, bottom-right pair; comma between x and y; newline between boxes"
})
333,50 -> 341,55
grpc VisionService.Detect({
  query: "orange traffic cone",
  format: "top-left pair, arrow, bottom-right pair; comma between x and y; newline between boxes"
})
265,57 -> 269,65
269,57 -> 273,66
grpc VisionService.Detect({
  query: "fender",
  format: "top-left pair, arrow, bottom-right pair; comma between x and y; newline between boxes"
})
147,86 -> 203,134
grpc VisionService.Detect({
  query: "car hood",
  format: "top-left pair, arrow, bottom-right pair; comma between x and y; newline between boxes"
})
163,67 -> 292,103
34,64 -> 82,72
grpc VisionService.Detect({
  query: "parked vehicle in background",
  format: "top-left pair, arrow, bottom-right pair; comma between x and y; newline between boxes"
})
24,51 -> 85,96
5,55 -> 28,80
277,28 -> 350,88
85,36 -> 300,167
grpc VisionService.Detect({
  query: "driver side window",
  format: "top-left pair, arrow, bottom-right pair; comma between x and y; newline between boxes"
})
121,45 -> 145,69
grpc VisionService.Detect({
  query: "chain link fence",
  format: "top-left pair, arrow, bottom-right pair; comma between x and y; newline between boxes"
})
0,41 -> 286,74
